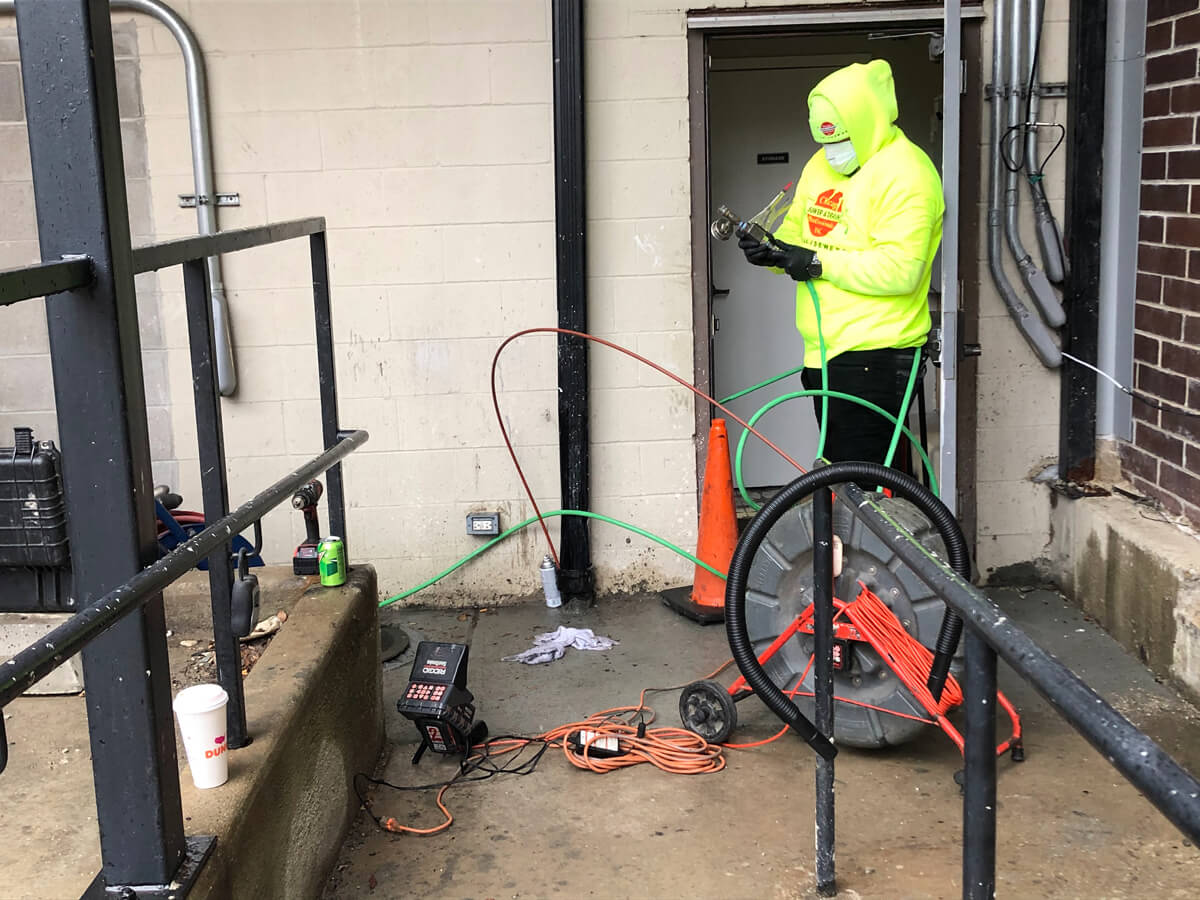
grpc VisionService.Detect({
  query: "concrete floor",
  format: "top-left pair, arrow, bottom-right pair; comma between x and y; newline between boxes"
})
0,569 -> 313,899
324,589 -> 1200,900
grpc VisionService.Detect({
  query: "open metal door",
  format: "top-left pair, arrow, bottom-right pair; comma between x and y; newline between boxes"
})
940,0 -> 963,515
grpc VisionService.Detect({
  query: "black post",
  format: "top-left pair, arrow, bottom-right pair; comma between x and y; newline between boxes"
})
1060,0 -> 1107,482
812,487 -> 836,896
183,258 -> 249,748
551,0 -> 593,603
311,232 -> 346,545
962,628 -> 998,900
15,0 -> 187,886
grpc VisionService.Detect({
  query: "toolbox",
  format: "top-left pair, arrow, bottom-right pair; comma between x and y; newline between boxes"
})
0,427 -> 75,611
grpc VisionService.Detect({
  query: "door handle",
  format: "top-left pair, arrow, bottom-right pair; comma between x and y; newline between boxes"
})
713,286 -> 731,299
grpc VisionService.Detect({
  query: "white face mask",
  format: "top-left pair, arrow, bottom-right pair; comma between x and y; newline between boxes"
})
823,139 -> 859,175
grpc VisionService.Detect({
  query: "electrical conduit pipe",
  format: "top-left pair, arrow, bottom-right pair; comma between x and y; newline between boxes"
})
0,0 -> 238,395
988,0 -> 1062,367
1023,0 -> 1069,285
1002,0 -> 1066,330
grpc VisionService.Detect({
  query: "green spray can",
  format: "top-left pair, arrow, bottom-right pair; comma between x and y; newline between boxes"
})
318,536 -> 347,587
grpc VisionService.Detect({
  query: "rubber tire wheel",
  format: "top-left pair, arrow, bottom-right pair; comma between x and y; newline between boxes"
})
679,679 -> 737,744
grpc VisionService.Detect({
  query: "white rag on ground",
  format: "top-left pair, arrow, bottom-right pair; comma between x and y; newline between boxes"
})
502,626 -> 618,665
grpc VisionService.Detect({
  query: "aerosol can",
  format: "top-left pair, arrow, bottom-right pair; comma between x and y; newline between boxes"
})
540,555 -> 562,608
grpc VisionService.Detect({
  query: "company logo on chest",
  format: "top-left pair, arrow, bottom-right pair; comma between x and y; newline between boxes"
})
806,189 -> 845,238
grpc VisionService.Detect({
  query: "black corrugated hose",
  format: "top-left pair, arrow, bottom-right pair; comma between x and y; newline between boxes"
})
724,462 -> 971,759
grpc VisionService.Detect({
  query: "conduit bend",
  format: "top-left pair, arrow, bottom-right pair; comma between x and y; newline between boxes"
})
0,0 -> 237,394
1023,0 -> 1068,285
988,0 -> 1062,367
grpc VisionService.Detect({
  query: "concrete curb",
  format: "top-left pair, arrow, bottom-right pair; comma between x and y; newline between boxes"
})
185,565 -> 383,899
1051,495 -> 1200,703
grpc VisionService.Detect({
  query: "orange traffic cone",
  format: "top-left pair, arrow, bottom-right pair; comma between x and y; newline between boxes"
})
662,418 -> 739,624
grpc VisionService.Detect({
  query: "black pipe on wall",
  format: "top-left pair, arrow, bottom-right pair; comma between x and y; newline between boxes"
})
1060,0 -> 1107,481
552,0 -> 594,603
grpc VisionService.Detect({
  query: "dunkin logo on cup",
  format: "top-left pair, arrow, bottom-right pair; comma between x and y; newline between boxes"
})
205,734 -> 227,759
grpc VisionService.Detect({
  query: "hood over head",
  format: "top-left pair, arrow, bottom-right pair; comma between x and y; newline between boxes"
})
807,59 -> 899,166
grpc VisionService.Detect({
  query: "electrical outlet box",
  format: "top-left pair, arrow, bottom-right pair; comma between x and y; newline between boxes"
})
466,512 -> 501,536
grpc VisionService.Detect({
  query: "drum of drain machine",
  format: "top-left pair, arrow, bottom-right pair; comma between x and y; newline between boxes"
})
743,495 -> 961,748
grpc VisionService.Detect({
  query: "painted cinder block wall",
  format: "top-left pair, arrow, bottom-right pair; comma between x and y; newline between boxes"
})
0,0 -> 1071,601
1124,0 -> 1200,525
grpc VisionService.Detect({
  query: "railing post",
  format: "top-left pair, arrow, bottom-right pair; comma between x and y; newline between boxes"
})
963,628 -> 998,899
183,257 -> 250,748
812,486 -> 836,896
310,231 -> 346,544
15,0 -> 187,886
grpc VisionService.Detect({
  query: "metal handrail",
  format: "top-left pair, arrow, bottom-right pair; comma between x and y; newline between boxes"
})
0,258 -> 94,307
131,217 -> 325,273
839,480 -> 1200,840
0,429 -> 367,727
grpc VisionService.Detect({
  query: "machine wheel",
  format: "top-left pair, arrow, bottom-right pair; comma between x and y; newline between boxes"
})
679,679 -> 737,744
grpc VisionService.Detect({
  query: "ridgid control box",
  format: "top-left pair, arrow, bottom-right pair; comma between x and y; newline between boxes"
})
396,641 -> 486,761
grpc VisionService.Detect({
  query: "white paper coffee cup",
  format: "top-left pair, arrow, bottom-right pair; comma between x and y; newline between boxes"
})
173,683 -> 230,789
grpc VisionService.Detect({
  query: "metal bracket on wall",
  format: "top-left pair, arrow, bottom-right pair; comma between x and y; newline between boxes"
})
984,82 -> 1067,100
178,193 -> 240,208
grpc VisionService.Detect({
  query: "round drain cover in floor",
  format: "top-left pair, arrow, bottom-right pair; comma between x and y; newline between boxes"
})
380,623 -> 411,663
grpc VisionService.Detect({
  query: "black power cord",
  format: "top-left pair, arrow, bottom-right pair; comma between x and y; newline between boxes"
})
354,735 -> 550,835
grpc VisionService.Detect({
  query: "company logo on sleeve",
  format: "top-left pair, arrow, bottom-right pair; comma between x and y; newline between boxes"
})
806,189 -> 845,238
820,122 -> 837,136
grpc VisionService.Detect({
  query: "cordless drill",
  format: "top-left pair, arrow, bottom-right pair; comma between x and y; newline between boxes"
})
291,480 -> 324,576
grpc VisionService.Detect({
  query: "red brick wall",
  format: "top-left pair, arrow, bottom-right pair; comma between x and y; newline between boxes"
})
1125,0 -> 1200,523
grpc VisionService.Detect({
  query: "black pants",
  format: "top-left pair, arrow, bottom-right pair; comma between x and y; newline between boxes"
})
800,347 -> 924,471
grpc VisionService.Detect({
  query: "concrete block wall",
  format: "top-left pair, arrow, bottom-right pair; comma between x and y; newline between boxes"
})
1,0 -> 1074,603
968,0 -> 1070,577
0,23 -> 174,482
1123,0 -> 1200,526
128,0 -> 705,600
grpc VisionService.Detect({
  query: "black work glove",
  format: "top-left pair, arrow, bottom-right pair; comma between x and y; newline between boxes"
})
738,236 -> 817,282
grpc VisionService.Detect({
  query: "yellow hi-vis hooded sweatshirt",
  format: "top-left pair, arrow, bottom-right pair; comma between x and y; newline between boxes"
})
773,59 -> 944,367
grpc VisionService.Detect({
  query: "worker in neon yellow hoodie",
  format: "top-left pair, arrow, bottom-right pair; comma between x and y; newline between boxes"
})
740,59 -> 944,468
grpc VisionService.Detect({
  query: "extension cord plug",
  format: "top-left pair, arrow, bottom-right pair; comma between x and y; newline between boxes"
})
567,729 -> 627,758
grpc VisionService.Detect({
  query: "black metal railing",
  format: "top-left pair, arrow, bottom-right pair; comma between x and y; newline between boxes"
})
0,2 -> 366,895
728,463 -> 1200,899
837,476 -> 1200,894
0,429 -> 367,739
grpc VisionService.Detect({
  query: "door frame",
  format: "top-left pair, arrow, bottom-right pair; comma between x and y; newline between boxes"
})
686,3 -> 984,549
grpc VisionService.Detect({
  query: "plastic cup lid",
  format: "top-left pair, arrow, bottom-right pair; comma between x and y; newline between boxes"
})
173,683 -> 229,714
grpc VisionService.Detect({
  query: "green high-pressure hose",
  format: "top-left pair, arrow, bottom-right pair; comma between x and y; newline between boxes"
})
379,509 -> 725,607
726,281 -> 928,511
810,282 -> 830,462
732,387 -> 937,512
380,283 -> 928,605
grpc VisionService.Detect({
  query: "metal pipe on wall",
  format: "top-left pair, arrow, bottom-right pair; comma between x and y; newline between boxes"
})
1024,0 -> 1069,285
0,0 -> 237,396
988,0 -> 1062,368
1095,0 -> 1146,442
551,0 -> 594,604
1002,0 -> 1066,329
1060,0 -> 1109,480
